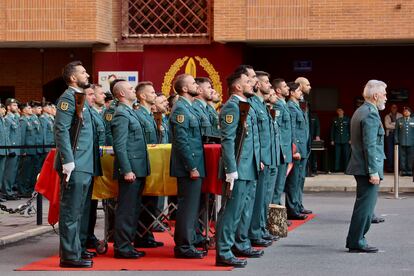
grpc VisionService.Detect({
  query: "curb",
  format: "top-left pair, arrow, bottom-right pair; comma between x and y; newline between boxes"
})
0,225 -> 54,248
304,187 -> 414,193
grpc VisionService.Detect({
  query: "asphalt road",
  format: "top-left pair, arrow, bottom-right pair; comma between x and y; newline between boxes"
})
1,192 -> 413,276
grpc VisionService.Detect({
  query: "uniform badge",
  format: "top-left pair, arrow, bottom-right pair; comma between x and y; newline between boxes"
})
60,101 -> 69,111
225,115 -> 234,124
105,114 -> 113,121
177,115 -> 185,124
276,110 -> 280,117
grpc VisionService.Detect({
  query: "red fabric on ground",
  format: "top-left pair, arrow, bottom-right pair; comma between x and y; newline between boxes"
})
16,215 -> 315,271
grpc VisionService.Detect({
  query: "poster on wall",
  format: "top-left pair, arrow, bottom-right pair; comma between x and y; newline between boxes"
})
98,71 -> 139,94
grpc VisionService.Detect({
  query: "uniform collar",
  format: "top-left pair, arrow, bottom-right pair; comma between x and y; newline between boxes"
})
68,86 -> 82,93
179,96 -> 192,106
195,98 -> 207,108
233,94 -> 247,102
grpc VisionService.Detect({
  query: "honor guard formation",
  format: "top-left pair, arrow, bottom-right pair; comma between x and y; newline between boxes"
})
1,61 -> 413,269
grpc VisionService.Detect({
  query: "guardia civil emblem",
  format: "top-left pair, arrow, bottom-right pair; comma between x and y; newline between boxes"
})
105,113 -> 113,121
60,101 -> 69,111
176,115 -> 185,124
225,115 -> 234,124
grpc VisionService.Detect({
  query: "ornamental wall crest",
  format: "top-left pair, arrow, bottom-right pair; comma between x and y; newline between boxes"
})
161,56 -> 223,104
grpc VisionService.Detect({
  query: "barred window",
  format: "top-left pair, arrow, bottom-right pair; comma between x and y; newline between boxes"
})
122,0 -> 211,44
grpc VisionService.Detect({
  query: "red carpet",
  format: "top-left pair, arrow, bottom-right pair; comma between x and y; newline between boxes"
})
17,215 -> 315,271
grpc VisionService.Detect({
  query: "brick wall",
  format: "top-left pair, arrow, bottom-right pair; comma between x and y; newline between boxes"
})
0,0 -> 111,44
214,0 -> 414,42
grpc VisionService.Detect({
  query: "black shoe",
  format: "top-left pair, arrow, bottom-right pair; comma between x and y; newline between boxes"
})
85,236 -> 100,249
300,208 -> 313,214
18,193 -> 32,198
196,249 -> 208,257
134,239 -> 164,248
216,256 -> 247,268
287,214 -> 308,220
262,233 -> 280,241
81,250 -> 96,259
59,259 -> 93,268
114,250 -> 140,259
174,250 -> 204,259
133,249 -> 146,257
348,246 -> 379,253
251,239 -> 272,247
232,247 -> 264,258
0,197 -> 6,202
371,216 -> 385,223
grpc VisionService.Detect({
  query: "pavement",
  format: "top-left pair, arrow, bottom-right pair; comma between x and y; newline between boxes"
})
0,172 -> 412,248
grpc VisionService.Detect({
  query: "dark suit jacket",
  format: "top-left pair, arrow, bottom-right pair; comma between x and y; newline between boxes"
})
346,102 -> 386,179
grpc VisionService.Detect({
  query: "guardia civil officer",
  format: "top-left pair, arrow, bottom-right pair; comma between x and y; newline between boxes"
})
330,107 -> 351,172
215,71 -> 260,268
245,70 -> 278,249
271,79 -> 293,206
346,80 -> 387,253
0,104 -> 8,201
206,88 -> 221,137
394,107 -> 414,176
193,77 -> 214,137
3,98 -> 21,200
111,81 -> 149,259
54,61 -> 94,268
169,74 -> 206,259
285,82 -> 308,220
134,81 -> 164,248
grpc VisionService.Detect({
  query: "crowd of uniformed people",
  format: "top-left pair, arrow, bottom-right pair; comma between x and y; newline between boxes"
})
1,61 -> 413,268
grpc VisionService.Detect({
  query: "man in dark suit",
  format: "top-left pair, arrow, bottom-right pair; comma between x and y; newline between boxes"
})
345,80 -> 387,253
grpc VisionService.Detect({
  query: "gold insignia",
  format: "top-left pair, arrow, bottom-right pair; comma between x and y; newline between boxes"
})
225,115 -> 234,124
60,101 -> 69,111
177,114 -> 185,124
105,113 -> 113,121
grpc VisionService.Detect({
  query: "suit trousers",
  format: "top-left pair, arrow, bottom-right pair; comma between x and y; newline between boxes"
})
216,179 -> 249,260
285,158 -> 307,216
3,155 -> 19,196
174,176 -> 202,254
114,177 -> 144,254
59,171 -> 92,261
248,166 -> 270,240
272,163 -> 288,205
346,175 -> 379,249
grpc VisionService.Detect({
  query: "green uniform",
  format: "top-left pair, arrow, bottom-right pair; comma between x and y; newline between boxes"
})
3,113 -> 21,196
272,98 -> 293,204
135,105 -> 159,244
54,87 -> 94,262
103,102 -> 116,146
206,104 -> 220,137
169,96 -> 205,255
263,105 -> 280,237
39,113 -> 55,156
216,95 -> 260,260
285,99 -> 309,216
81,107 -> 105,251
394,116 -> 414,175
160,114 -> 170,144
17,114 -> 42,195
346,102 -> 385,249
0,116 -> 8,194
330,116 -> 351,172
193,98 -> 214,137
241,95 -> 272,244
112,103 -> 150,254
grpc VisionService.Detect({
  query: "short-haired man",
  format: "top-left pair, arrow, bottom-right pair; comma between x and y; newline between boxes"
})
54,61 -> 94,268
346,80 -> 387,253
2,98 -> 21,200
134,81 -> 164,248
169,74 -> 206,259
111,81 -> 150,259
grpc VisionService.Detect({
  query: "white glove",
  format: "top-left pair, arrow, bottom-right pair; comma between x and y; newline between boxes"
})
225,171 -> 238,191
62,162 -> 75,182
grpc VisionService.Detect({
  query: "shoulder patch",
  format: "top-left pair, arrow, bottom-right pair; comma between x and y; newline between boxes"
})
176,114 -> 185,124
105,113 -> 113,121
225,114 -> 234,124
60,101 -> 69,111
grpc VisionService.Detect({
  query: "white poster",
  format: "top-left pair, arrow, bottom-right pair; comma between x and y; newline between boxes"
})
98,71 -> 139,94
